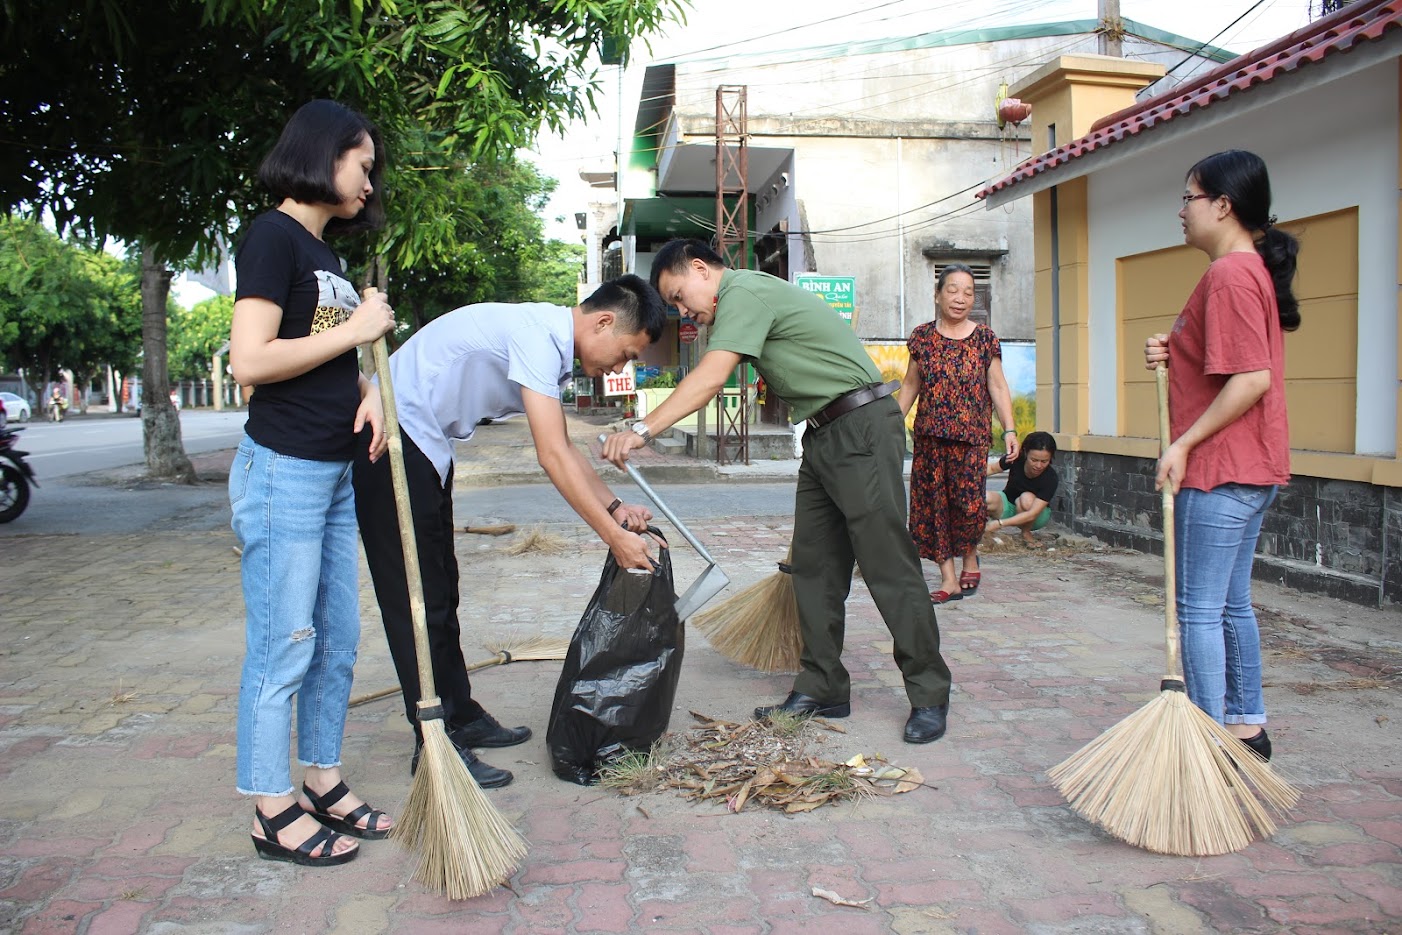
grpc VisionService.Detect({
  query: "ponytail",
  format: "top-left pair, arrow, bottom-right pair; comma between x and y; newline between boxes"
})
1188,150 -> 1302,333
1256,225 -> 1301,332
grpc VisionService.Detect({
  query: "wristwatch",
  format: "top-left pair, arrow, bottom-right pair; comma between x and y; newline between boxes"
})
631,421 -> 653,443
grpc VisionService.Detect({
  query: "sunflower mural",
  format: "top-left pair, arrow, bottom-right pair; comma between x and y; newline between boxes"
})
863,341 -> 918,437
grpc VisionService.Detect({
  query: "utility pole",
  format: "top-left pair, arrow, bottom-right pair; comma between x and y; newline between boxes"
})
1099,0 -> 1123,57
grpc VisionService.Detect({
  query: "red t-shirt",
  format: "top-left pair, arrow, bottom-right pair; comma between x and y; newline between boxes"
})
1167,251 -> 1290,491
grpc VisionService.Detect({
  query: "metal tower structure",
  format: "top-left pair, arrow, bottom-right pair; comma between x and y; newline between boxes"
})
714,85 -> 750,464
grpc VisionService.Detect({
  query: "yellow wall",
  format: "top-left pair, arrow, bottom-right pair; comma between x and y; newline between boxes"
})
1116,207 -> 1360,453
1032,179 -> 1092,435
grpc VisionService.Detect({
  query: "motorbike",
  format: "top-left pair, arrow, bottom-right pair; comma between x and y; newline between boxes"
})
46,397 -> 67,422
0,425 -> 36,523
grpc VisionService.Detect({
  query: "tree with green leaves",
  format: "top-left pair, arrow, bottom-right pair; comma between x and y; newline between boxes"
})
169,295 -> 235,382
0,216 -> 141,395
2,0 -> 686,478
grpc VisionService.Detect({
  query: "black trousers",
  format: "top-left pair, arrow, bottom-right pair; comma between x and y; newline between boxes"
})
353,431 -> 485,735
790,396 -> 953,708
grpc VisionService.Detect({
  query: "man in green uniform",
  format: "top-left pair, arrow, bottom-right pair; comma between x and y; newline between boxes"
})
602,239 -> 952,744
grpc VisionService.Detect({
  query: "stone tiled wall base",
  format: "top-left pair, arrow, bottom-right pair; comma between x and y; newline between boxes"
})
1054,450 -> 1399,607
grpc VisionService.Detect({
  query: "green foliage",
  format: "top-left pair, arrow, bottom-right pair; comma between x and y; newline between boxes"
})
168,295 -> 235,379
639,369 -> 678,389
520,240 -> 586,307
0,215 -> 141,380
2,0 -> 687,270
361,155 -> 586,327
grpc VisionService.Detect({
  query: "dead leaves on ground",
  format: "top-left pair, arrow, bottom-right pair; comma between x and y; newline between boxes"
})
602,712 -> 927,814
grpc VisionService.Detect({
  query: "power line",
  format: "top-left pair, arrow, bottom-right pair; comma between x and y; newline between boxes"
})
1138,0 -> 1272,95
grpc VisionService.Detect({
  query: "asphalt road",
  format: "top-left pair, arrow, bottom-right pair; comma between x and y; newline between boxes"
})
8,409 -> 247,479
0,469 -> 802,540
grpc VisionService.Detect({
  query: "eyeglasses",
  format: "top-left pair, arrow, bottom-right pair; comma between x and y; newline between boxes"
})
1181,193 -> 1216,207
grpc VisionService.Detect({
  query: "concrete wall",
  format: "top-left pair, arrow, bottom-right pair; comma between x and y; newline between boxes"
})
1085,60 -> 1401,453
663,34 -> 1212,344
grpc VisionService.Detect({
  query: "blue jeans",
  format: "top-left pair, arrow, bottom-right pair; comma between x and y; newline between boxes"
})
1174,483 -> 1278,726
231,436 -> 361,796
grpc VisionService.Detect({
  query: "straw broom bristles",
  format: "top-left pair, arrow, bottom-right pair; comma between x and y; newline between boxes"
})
692,551 -> 802,673
504,525 -> 570,555
1049,683 -> 1299,856
486,634 -> 571,661
391,715 -> 528,899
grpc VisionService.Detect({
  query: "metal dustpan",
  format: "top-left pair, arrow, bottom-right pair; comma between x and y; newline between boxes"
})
602,436 -> 730,620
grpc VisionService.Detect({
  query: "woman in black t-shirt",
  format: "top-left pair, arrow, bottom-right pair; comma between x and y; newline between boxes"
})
228,100 -> 396,867
985,431 -> 1059,548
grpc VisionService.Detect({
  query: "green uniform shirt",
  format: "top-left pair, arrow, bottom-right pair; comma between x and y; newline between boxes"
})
704,269 -> 880,423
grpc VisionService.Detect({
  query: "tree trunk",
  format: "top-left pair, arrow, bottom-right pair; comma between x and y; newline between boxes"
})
140,244 -> 196,482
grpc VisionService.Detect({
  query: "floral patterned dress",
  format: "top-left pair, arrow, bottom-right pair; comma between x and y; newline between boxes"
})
906,322 -> 1002,564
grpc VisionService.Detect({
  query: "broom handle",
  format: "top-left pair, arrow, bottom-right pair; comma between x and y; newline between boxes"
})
1156,365 -> 1182,681
366,291 -> 439,706
349,653 -> 511,708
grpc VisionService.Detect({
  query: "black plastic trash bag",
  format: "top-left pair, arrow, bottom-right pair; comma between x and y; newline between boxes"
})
547,530 -> 684,785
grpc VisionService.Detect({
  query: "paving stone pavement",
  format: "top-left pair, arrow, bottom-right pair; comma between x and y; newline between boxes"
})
1,416 -> 1400,934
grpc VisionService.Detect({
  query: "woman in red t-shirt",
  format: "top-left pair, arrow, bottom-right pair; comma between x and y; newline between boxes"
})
899,264 -> 1017,603
1144,150 -> 1300,762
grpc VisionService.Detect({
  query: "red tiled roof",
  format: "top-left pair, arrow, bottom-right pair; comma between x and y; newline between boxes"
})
978,0 -> 1402,200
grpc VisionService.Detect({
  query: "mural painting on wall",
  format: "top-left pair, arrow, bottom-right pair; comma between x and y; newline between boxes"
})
862,339 -> 1036,455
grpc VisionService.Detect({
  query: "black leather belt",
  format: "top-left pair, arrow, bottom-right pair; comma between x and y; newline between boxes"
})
806,381 -> 899,430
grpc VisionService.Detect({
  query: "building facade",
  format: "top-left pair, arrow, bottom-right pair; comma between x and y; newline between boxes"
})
981,0 -> 1402,603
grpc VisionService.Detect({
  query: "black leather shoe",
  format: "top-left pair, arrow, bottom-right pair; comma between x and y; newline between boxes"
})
753,691 -> 850,721
411,739 -> 514,788
1239,728 -> 1272,762
904,705 -> 948,744
450,713 -> 532,749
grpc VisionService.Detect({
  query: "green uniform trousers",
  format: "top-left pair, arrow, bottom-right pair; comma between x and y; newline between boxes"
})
790,396 -> 953,709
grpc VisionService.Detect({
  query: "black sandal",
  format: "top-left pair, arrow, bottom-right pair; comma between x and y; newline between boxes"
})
302,781 -> 392,840
252,802 -> 357,866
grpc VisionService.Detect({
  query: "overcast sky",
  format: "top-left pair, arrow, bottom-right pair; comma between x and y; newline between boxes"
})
523,0 -> 1316,240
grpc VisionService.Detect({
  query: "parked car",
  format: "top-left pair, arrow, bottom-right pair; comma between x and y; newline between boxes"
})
0,392 -> 30,423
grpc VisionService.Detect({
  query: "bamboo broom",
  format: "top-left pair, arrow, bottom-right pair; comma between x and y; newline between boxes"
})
1047,366 -> 1298,856
365,291 -> 526,898
691,545 -> 802,672
348,635 -> 570,708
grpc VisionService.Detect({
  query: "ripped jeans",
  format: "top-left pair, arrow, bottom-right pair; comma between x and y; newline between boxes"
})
231,436 -> 361,796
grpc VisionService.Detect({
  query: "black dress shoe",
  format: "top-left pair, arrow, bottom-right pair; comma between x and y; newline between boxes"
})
411,738 -> 514,788
904,705 -> 949,744
450,713 -> 532,749
1239,728 -> 1272,762
753,691 -> 850,721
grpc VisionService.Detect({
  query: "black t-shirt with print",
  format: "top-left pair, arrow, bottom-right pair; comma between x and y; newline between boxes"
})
999,453 -> 1059,505
235,210 -> 362,461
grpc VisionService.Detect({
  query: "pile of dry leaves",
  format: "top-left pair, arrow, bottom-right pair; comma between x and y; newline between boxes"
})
599,711 -> 927,813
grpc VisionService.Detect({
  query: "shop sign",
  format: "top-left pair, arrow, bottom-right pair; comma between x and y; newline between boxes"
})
795,274 -> 856,327
603,362 -> 636,396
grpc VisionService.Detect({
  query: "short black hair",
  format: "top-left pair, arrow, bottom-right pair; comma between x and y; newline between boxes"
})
648,238 -> 726,293
257,99 -> 386,235
1021,431 -> 1057,458
581,274 -> 667,343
